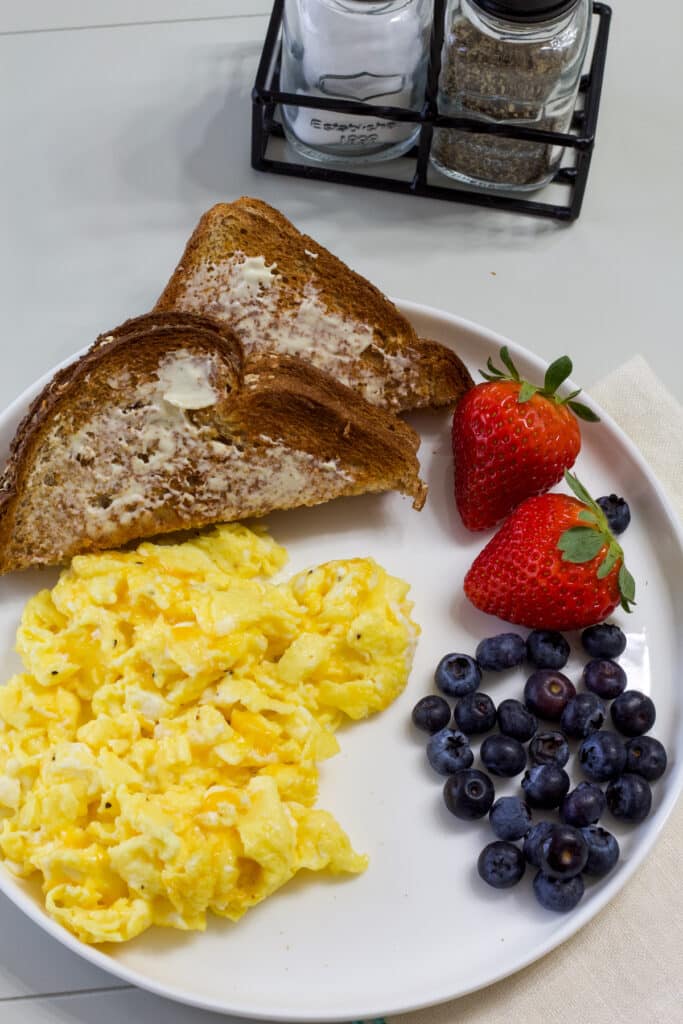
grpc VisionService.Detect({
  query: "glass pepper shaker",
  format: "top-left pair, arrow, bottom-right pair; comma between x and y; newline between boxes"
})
431,0 -> 591,191
280,0 -> 433,165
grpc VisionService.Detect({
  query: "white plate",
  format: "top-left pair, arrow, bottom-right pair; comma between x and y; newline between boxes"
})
0,301 -> 682,1022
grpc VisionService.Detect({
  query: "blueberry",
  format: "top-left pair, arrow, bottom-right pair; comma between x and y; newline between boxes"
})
521,764 -> 570,809
533,871 -> 585,912
477,841 -> 526,889
480,734 -> 527,777
578,730 -> 627,782
453,692 -> 497,735
524,670 -> 576,720
582,659 -> 627,700
596,494 -> 631,535
435,653 -> 481,698
625,736 -> 668,781
610,690 -> 656,737
606,773 -> 653,823
526,630 -> 570,670
560,782 -> 607,827
443,768 -> 495,820
581,623 -> 627,660
489,796 -> 532,841
528,731 -> 570,768
497,699 -> 538,743
426,728 -> 474,775
580,825 -> 620,877
560,693 -> 606,739
539,825 -> 588,879
523,821 -> 554,867
475,633 -> 526,671
412,695 -> 451,734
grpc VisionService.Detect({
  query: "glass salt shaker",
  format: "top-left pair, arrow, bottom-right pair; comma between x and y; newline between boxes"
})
280,0 -> 433,165
431,0 -> 591,191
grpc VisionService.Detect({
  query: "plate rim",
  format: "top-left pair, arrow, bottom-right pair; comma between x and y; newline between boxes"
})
0,298 -> 681,1021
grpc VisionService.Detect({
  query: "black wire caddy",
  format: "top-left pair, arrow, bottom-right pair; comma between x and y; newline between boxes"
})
251,0 -> 612,222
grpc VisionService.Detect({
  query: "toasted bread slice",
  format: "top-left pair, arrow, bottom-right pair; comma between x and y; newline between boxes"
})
0,313 -> 426,574
154,198 -> 473,412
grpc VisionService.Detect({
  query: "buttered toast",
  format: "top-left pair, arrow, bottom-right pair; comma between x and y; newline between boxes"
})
154,198 -> 473,413
0,313 -> 426,574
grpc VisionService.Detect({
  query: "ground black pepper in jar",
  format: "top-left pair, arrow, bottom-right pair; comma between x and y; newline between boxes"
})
431,0 -> 591,191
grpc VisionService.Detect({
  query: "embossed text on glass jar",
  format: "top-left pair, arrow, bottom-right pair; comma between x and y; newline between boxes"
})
281,0 -> 433,165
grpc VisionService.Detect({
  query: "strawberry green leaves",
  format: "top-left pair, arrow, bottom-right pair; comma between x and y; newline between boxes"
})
479,347 -> 600,422
618,564 -> 637,612
597,546 -> 620,579
565,399 -> 600,423
480,346 -> 520,383
557,526 -> 605,563
564,472 -> 595,507
543,355 -> 573,395
498,346 -> 520,381
517,381 -> 537,402
559,471 -> 635,613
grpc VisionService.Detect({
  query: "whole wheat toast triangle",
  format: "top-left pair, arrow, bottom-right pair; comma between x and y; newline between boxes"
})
154,197 -> 474,413
0,313 -> 426,574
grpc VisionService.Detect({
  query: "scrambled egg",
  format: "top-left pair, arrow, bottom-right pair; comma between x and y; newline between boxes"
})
0,524 -> 417,944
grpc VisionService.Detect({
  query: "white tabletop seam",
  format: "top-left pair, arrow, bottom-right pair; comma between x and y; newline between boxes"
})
0,984 -> 133,1005
0,12 -> 267,38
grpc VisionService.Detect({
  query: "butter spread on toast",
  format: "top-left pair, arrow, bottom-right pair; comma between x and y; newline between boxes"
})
177,253 -> 412,408
0,313 -> 426,574
158,353 -> 218,410
154,198 -> 474,413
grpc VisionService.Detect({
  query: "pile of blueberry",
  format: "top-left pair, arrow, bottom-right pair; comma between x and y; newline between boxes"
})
412,623 -> 667,913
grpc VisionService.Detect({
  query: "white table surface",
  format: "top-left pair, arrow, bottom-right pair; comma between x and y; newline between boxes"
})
0,2 -> 681,1022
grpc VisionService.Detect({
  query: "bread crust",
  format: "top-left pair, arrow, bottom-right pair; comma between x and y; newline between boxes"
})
0,313 -> 426,574
154,198 -> 473,412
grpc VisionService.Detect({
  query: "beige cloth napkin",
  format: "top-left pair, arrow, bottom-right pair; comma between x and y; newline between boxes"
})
392,356 -> 683,1024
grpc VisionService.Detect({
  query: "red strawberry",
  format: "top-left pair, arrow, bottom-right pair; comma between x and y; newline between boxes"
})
452,347 -> 599,531
464,473 -> 635,631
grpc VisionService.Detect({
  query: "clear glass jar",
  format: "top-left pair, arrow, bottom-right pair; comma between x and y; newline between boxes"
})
431,0 -> 591,191
280,0 -> 433,165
